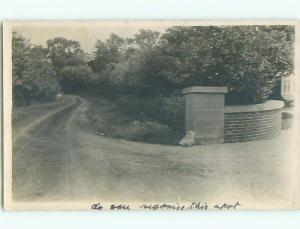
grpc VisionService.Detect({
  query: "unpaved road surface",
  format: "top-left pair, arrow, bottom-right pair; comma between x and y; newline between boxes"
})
12,95 -> 299,208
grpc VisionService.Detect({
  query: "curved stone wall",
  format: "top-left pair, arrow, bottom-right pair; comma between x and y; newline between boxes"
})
224,100 -> 284,143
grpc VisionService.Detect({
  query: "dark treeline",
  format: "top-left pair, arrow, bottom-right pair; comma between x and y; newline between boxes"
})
12,25 -> 294,106
12,26 -> 294,144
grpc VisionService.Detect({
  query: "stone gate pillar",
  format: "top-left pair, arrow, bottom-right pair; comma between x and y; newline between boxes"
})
181,86 -> 227,145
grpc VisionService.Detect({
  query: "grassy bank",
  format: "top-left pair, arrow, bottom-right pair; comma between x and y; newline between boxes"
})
85,95 -> 185,145
12,97 -> 70,135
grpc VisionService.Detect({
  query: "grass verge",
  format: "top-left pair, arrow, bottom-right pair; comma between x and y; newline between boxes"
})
85,95 -> 184,145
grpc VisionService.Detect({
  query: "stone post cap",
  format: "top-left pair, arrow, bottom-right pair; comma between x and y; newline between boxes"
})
182,86 -> 228,95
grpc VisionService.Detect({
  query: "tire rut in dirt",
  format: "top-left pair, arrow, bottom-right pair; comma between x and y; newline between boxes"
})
28,98 -> 82,137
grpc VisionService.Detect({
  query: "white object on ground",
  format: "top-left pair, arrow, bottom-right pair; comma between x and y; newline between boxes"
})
179,130 -> 195,147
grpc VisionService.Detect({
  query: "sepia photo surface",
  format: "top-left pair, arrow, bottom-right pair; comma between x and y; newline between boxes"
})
3,21 -> 300,210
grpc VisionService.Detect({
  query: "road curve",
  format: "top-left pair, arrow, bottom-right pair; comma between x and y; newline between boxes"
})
12,95 -> 296,208
13,95 -> 89,201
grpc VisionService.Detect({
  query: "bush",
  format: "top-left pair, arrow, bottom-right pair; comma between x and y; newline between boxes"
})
112,121 -> 172,144
160,96 -> 184,131
59,64 -> 94,94
85,95 -> 184,145
114,95 -> 184,131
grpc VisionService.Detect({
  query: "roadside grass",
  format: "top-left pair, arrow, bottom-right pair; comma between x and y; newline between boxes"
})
85,95 -> 184,145
12,94 -> 184,145
12,97 -> 70,136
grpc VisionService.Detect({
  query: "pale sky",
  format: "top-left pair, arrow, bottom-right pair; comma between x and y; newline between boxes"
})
13,22 -> 170,53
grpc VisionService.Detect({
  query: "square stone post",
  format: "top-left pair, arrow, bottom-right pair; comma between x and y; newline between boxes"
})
182,86 -> 227,145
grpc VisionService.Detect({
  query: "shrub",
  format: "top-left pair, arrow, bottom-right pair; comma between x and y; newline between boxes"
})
114,95 -> 184,131
59,64 -> 94,94
160,96 -> 184,131
112,121 -> 172,144
85,95 -> 184,145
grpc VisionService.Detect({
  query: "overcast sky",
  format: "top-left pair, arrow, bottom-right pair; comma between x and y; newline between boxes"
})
14,23 -> 169,53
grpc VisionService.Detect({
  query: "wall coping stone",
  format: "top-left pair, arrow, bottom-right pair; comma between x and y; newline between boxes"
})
225,100 -> 284,113
182,86 -> 228,95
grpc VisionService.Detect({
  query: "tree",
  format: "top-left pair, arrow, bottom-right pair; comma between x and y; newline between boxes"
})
129,29 -> 160,48
12,32 -> 60,105
156,25 -> 294,104
26,46 -> 59,101
46,37 -> 85,72
59,64 -> 94,94
46,37 -> 93,94
107,26 -> 294,104
108,30 -> 172,96
89,33 -> 124,73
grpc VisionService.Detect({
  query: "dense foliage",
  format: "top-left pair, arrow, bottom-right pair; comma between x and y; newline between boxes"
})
46,37 -> 96,94
12,32 -> 59,105
107,26 -> 294,104
12,26 -> 294,144
13,26 -> 294,105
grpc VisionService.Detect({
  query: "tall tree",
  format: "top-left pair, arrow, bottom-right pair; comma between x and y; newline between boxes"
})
89,33 -> 124,73
12,32 -> 59,105
46,37 -> 94,94
46,37 -> 85,73
107,26 -> 294,104
157,25 -> 294,104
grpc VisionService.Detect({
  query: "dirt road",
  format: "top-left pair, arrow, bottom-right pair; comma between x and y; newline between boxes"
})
12,95 -> 299,208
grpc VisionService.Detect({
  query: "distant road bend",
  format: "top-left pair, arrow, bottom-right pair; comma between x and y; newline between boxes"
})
12,95 -> 295,208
